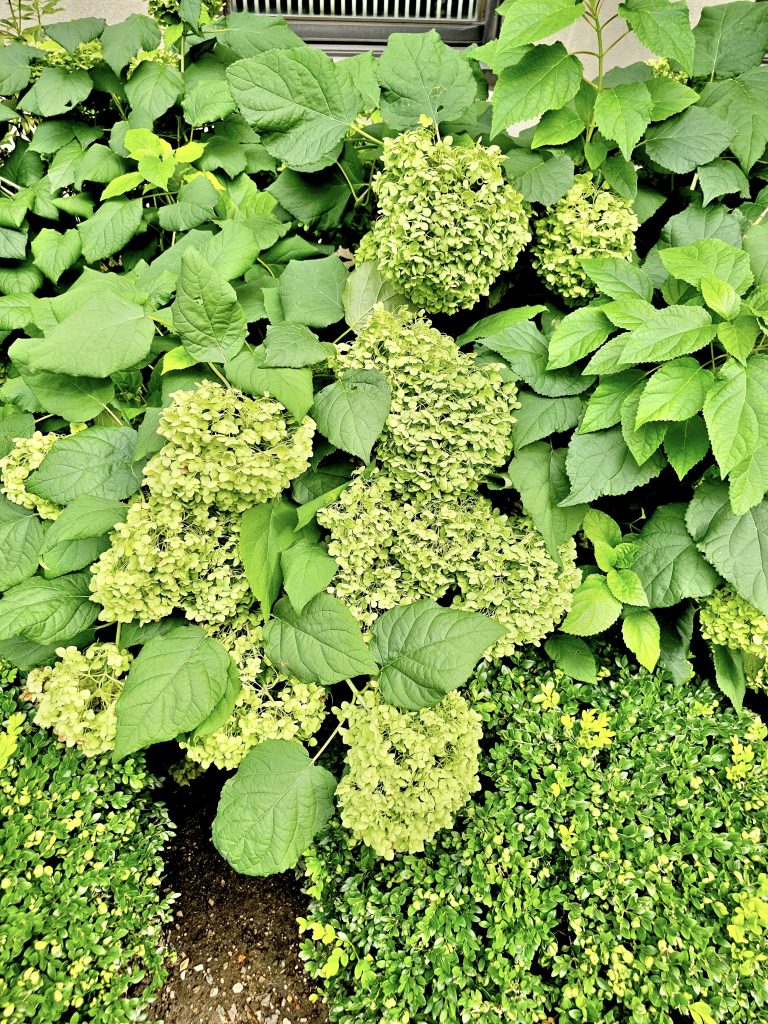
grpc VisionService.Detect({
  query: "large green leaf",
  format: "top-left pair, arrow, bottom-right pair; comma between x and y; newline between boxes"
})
658,238 -> 753,294
692,1 -> 768,78
262,323 -> 332,368
239,498 -> 298,619
586,306 -> 716,372
697,160 -> 750,207
495,0 -> 584,48
227,47 -> 363,170
699,70 -> 768,173
342,262 -> 406,332
376,30 -> 477,129
632,503 -> 718,608
100,14 -> 161,75
278,255 -> 347,328
620,386 -> 667,465
25,426 -> 141,505
580,256 -> 654,302
547,307 -> 614,369
618,0 -> 695,75
124,61 -> 184,123
594,83 -> 652,160
622,608 -> 660,671
728,447 -> 768,517
544,633 -> 597,682
503,149 -> 575,206
686,479 -> 768,615
18,369 -> 115,423
711,643 -> 746,712
480,321 -> 593,397
579,370 -> 645,434
172,249 -> 247,364
212,739 -> 337,875
114,626 -> 231,759
9,292 -> 154,379
702,356 -> 768,477
560,575 -> 622,637
77,199 -> 144,264
371,600 -> 504,711
562,427 -> 666,505
224,346 -> 313,420
31,228 -> 82,284
264,593 -> 377,685
44,16 -> 105,52
644,108 -> 734,174
39,495 -> 126,579
311,370 -> 390,463
20,68 -> 92,117
505,443 -> 586,556
0,572 -> 98,646
491,43 -> 583,136
511,392 -> 582,450
635,358 -> 713,426
0,500 -> 43,591
281,539 -> 338,614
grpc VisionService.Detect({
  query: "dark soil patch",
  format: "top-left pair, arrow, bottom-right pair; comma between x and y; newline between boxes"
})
153,771 -> 328,1024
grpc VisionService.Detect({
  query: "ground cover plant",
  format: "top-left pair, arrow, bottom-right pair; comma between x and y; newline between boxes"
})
1,0 -> 768,1020
0,662 -> 174,1022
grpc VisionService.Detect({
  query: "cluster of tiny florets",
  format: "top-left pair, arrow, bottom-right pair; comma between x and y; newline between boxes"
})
143,380 -> 315,514
700,587 -> 768,691
337,308 -> 517,496
531,173 -> 639,303
335,686 -> 482,859
180,611 -> 326,770
0,431 -> 62,520
320,475 -> 578,645
25,644 -> 133,756
646,57 -> 687,82
33,38 -> 105,71
356,129 -> 531,313
147,0 -> 222,22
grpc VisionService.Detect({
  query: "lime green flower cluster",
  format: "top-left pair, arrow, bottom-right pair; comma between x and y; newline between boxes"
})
335,686 -> 482,859
320,475 -> 577,649
0,680 -> 173,1024
531,173 -> 639,303
91,381 -> 314,624
33,38 -> 104,72
356,129 -> 531,313
143,380 -> 315,514
699,587 -> 768,690
25,644 -> 132,757
646,57 -> 688,82
0,431 -> 61,520
148,0 -> 222,23
302,651 -> 768,1024
337,308 -> 517,496
180,611 -> 326,770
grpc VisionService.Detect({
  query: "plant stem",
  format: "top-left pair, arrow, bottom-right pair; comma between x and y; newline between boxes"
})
350,123 -> 381,146
115,622 -> 122,650
336,160 -> 359,202
207,362 -> 232,388
584,0 -> 607,143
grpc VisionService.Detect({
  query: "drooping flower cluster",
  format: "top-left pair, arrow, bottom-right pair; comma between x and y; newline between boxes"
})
180,611 -> 327,770
337,308 -> 517,496
91,380 -> 315,624
320,476 -> 578,650
356,129 -> 531,313
335,686 -> 482,859
25,644 -> 133,756
0,431 -> 62,520
700,587 -> 768,690
531,173 -> 639,303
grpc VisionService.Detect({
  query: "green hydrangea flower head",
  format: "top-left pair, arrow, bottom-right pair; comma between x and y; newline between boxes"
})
180,611 -> 326,770
356,128 -> 531,313
0,430 -> 62,520
336,686 -> 482,859
531,173 -> 639,303
700,587 -> 768,690
338,308 -> 517,496
147,0 -> 222,23
143,380 -> 315,513
320,476 -> 578,644
646,57 -> 688,82
25,644 -> 133,756
34,38 -> 104,71
90,500 -> 250,625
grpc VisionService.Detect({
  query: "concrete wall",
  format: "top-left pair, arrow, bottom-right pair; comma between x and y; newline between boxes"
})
0,0 -> 145,24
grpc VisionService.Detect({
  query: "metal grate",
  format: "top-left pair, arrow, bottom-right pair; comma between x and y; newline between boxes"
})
227,0 -> 497,51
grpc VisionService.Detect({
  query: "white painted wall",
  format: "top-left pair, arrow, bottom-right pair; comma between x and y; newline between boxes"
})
0,0 -> 145,24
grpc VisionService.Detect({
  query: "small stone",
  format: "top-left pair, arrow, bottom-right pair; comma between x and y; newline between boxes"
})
179,958 -> 190,972
233,982 -> 244,994
193,964 -> 204,972
211,987 -> 219,998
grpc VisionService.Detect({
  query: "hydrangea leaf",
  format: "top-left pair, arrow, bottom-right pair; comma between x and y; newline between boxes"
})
579,370 -> 645,434
20,68 -> 92,118
225,346 -> 314,421
281,539 -> 338,615
212,739 -> 337,875
658,239 -> 753,294
547,307 -> 614,369
633,503 -> 718,608
686,479 -> 768,615
77,198 -> 144,263
663,415 -> 710,479
646,77 -> 699,121
0,572 -> 98,646
728,447 -> 768,516
278,255 -> 347,328
114,626 -> 231,759
264,593 -> 377,685
531,107 -> 584,148
263,323 -> 332,368
618,0 -> 695,76
560,574 -> 622,636
227,47 -> 364,170
580,256 -> 654,301
594,83 -> 652,160
240,498 -> 298,619
0,45 -> 31,95
480,321 -> 593,397
31,227 -> 81,284
44,16 -> 104,52
172,249 -> 247,364
124,61 -> 184,123
100,13 -> 161,74
622,608 -> 660,671
495,0 -> 584,49
371,599 -> 505,711
692,1 -> 768,78
635,358 -> 713,426
505,443 -> 587,557
606,568 -> 648,606
39,495 -> 127,578
562,427 -> 666,505
491,43 -> 583,135
586,306 -> 716,373
544,633 -> 597,682
0,501 -> 44,591
644,108 -> 734,175
620,386 -> 667,465
25,426 -> 142,505
312,370 -> 391,463
702,356 -> 768,476
711,643 -> 746,712
376,30 -> 477,129
503,149 -> 575,206
699,71 -> 768,173
511,392 -> 582,450
342,262 -> 407,332
189,660 -> 242,741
